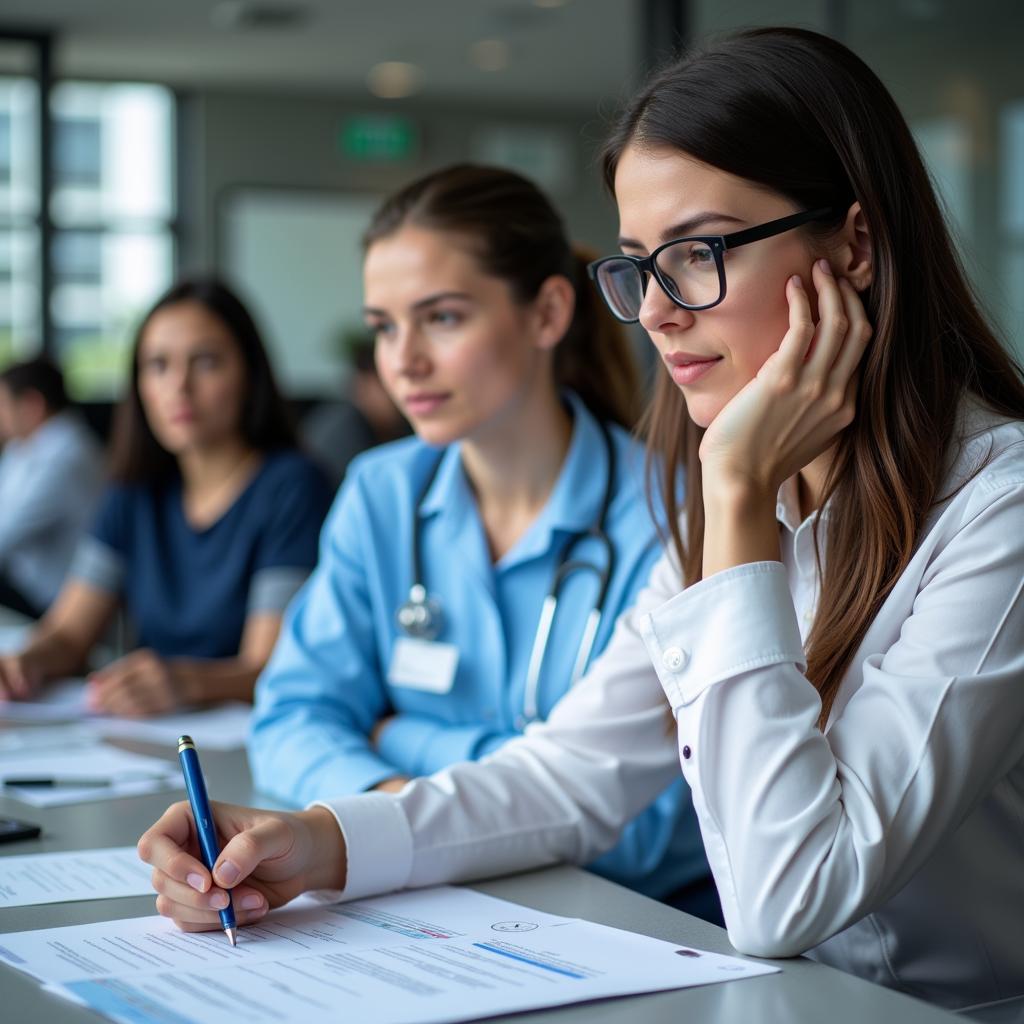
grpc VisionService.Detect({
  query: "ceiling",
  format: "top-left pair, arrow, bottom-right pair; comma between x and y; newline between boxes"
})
0,0 -> 640,107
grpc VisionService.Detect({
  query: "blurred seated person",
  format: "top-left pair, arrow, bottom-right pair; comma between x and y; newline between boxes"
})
0,357 -> 103,618
301,336 -> 408,489
0,277 -> 332,716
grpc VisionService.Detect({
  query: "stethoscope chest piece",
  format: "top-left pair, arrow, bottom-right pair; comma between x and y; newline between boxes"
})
396,583 -> 445,641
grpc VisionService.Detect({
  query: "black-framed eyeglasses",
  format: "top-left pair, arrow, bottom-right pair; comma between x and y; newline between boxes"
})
587,207 -> 837,323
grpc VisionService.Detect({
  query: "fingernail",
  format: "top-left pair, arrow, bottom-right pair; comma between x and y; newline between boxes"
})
216,861 -> 240,886
817,259 -> 833,276
186,873 -> 206,892
790,274 -> 803,288
241,893 -> 264,910
209,891 -> 229,910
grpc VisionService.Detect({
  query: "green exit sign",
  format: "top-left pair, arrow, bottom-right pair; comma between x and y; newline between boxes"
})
339,116 -> 417,162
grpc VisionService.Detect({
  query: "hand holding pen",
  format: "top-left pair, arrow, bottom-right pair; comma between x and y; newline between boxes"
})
139,761 -> 347,935
176,736 -> 238,944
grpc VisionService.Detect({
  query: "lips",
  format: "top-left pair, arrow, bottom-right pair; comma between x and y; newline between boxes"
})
664,351 -> 723,387
403,392 -> 450,416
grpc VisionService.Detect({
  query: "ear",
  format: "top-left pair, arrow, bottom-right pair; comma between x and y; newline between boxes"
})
530,275 -> 576,352
833,201 -> 873,292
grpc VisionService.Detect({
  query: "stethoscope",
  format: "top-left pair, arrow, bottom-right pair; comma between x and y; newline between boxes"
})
396,420 -> 617,728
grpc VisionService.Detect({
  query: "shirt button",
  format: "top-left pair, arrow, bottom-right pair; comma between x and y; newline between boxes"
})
682,745 -> 692,760
662,646 -> 687,672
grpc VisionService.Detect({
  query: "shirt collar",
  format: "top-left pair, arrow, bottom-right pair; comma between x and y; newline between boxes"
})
776,475 -> 832,535
417,391 -> 612,560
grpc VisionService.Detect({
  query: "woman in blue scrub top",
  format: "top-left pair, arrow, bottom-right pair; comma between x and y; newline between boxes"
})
0,277 -> 331,716
249,164 -> 712,909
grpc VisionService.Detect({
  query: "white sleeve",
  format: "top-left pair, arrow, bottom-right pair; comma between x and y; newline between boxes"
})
640,479 -> 1024,957
319,549 -> 684,898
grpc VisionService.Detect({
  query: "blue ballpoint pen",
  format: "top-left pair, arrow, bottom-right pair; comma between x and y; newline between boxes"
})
177,735 -> 237,946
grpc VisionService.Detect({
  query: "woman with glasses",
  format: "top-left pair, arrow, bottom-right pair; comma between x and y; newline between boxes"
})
245,164 -> 711,908
139,29 -> 1024,1009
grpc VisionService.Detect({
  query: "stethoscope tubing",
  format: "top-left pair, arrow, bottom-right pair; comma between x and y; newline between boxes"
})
399,416 -> 617,726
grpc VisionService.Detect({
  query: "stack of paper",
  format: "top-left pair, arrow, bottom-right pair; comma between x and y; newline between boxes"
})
0,682 -> 252,750
0,847 -> 154,908
0,735 -> 181,806
0,886 -> 778,1024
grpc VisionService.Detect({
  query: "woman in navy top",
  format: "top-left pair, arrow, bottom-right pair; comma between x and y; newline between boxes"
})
0,277 -> 331,716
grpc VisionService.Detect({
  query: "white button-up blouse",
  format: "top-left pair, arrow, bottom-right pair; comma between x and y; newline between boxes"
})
321,404 -> 1024,1010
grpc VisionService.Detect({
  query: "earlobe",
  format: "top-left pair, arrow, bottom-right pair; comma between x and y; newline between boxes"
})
838,201 -> 874,292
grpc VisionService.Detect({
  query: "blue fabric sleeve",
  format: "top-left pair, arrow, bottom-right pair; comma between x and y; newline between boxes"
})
89,484 -> 131,555
248,472 -> 405,806
375,714 -> 518,776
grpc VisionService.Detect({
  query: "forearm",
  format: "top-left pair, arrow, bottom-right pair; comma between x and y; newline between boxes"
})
169,657 -> 264,706
296,806 -> 348,891
250,703 -> 406,804
702,481 -> 780,578
21,622 -> 92,680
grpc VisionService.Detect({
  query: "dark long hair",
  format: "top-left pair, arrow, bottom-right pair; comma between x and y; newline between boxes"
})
363,163 -> 642,429
603,28 -> 1024,725
109,276 -> 296,485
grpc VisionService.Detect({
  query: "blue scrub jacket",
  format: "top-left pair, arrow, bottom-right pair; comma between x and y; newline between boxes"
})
250,392 -> 710,899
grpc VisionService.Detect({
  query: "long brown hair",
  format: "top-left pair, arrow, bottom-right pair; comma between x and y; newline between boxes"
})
363,163 -> 641,429
109,276 -> 297,486
603,28 -> 1024,725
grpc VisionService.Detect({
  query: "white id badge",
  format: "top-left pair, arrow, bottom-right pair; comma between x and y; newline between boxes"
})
387,637 -> 459,694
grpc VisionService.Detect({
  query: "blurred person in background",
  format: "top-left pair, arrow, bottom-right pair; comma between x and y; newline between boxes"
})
0,277 -> 332,715
302,334 -> 409,490
0,357 -> 103,619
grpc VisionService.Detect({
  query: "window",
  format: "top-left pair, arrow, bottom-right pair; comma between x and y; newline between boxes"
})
0,68 -> 41,369
0,46 -> 177,393
50,82 -> 176,398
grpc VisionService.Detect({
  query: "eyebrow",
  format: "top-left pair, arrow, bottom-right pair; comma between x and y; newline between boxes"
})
618,211 -> 747,250
363,291 -> 474,317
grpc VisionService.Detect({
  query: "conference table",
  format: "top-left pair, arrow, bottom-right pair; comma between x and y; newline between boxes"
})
0,728 -> 980,1024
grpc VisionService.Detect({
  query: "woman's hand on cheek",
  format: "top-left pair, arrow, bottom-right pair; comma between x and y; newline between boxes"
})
698,259 -> 872,505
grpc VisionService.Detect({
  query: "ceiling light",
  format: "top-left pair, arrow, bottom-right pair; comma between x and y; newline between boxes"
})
367,62 -> 422,99
470,39 -> 509,72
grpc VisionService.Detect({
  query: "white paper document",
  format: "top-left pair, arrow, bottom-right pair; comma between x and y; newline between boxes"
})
0,886 -> 777,1024
93,702 -> 253,750
0,685 -> 252,750
0,847 -> 153,908
0,679 -> 89,722
0,742 -> 181,806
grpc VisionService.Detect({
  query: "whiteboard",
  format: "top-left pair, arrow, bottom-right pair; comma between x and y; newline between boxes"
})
220,188 -> 384,396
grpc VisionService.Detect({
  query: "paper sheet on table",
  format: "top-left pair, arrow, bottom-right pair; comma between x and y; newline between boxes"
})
0,886 -> 778,1024
0,679 -> 89,722
0,742 -> 181,806
0,847 -> 153,908
0,724 -> 97,755
93,702 -> 253,750
0,684 -> 252,750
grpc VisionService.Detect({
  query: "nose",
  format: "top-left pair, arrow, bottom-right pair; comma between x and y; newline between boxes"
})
385,325 -> 431,379
637,273 -> 696,336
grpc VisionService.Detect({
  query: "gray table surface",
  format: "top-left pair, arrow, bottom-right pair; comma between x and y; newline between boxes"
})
0,732 -> 970,1024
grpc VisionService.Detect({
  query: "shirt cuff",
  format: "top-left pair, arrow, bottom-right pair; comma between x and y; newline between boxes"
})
68,536 -> 123,594
639,561 -> 805,708
247,567 -> 308,614
311,792 -> 414,901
